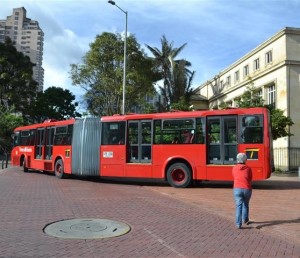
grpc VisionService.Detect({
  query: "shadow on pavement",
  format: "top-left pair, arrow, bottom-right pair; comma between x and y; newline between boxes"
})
253,179 -> 300,190
252,217 -> 300,229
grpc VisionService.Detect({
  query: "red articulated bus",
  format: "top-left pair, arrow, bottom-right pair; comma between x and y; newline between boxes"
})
11,107 -> 273,188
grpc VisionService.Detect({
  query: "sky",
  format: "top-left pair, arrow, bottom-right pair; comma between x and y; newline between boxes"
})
1,0 -> 300,111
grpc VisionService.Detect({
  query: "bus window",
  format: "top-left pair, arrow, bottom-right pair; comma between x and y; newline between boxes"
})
141,121 -> 152,160
45,127 -> 55,160
195,118 -> 205,144
54,126 -> 67,145
153,120 -> 162,144
20,130 -> 30,146
208,116 -> 237,164
128,120 -> 152,163
160,118 -> 195,144
160,129 -> 179,144
13,131 -> 20,146
240,115 -> 263,143
53,126 -> 73,146
102,122 -> 126,145
28,130 -> 36,145
64,125 -> 73,145
35,128 -> 45,159
208,119 -> 220,143
224,117 -> 237,162
208,118 -> 221,163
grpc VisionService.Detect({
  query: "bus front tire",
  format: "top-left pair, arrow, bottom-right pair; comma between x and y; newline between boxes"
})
54,159 -> 65,179
167,163 -> 192,188
23,158 -> 28,173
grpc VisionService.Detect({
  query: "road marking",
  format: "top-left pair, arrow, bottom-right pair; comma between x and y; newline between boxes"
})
144,228 -> 185,257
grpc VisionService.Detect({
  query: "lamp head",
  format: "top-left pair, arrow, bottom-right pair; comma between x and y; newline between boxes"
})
108,0 -> 116,5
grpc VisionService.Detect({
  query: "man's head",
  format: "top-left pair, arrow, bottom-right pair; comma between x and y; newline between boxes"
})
237,153 -> 247,164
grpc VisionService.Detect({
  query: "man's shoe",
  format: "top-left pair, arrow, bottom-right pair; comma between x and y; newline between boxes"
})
243,219 -> 251,225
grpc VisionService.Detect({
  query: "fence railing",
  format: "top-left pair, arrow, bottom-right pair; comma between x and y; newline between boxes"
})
273,147 -> 300,171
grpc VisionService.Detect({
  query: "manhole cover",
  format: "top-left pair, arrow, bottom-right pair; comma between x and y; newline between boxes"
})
44,218 -> 131,239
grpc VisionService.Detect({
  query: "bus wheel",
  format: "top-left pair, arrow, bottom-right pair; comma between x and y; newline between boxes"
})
23,158 -> 28,173
54,159 -> 65,179
167,163 -> 192,188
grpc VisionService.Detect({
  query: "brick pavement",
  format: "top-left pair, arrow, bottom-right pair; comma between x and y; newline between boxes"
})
0,167 -> 299,258
148,175 -> 300,246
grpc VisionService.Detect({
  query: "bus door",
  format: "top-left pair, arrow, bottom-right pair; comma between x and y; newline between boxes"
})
31,127 -> 45,170
100,121 -> 126,177
45,126 -> 55,160
44,126 -> 55,171
35,128 -> 45,160
207,116 -> 237,165
126,120 -> 152,177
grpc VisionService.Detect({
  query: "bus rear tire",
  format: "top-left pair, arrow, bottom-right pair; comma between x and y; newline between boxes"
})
167,162 -> 192,188
23,158 -> 28,172
54,159 -> 65,179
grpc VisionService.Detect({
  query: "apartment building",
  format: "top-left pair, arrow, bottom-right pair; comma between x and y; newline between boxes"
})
0,7 -> 44,91
194,27 -> 300,171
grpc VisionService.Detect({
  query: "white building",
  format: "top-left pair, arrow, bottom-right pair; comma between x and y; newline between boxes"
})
0,7 -> 44,91
194,27 -> 300,171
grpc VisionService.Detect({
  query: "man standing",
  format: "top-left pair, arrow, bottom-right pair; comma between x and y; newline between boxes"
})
232,153 -> 253,229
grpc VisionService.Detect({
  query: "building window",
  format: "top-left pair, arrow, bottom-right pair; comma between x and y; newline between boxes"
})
265,50 -> 272,64
267,85 -> 276,107
226,76 -> 231,86
220,80 -> 224,88
254,58 -> 260,71
234,70 -> 239,82
243,65 -> 249,77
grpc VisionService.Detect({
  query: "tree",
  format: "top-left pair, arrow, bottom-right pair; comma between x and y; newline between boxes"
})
234,84 -> 265,108
0,37 -> 38,115
169,59 -> 195,110
70,32 -> 158,116
26,86 -> 81,123
234,84 -> 294,140
146,35 -> 194,111
267,107 -> 294,140
0,105 -> 24,156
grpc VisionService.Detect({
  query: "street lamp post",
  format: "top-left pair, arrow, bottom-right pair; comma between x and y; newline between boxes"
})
108,0 -> 128,115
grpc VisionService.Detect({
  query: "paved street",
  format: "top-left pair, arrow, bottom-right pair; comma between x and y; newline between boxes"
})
0,166 -> 299,258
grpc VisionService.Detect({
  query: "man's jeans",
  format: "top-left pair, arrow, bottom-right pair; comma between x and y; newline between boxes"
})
233,188 -> 252,227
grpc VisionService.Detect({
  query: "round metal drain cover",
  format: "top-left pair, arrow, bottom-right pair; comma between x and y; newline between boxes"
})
44,218 -> 131,239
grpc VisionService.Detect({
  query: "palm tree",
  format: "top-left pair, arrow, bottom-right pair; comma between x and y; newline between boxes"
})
169,59 -> 195,105
145,35 -> 187,111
